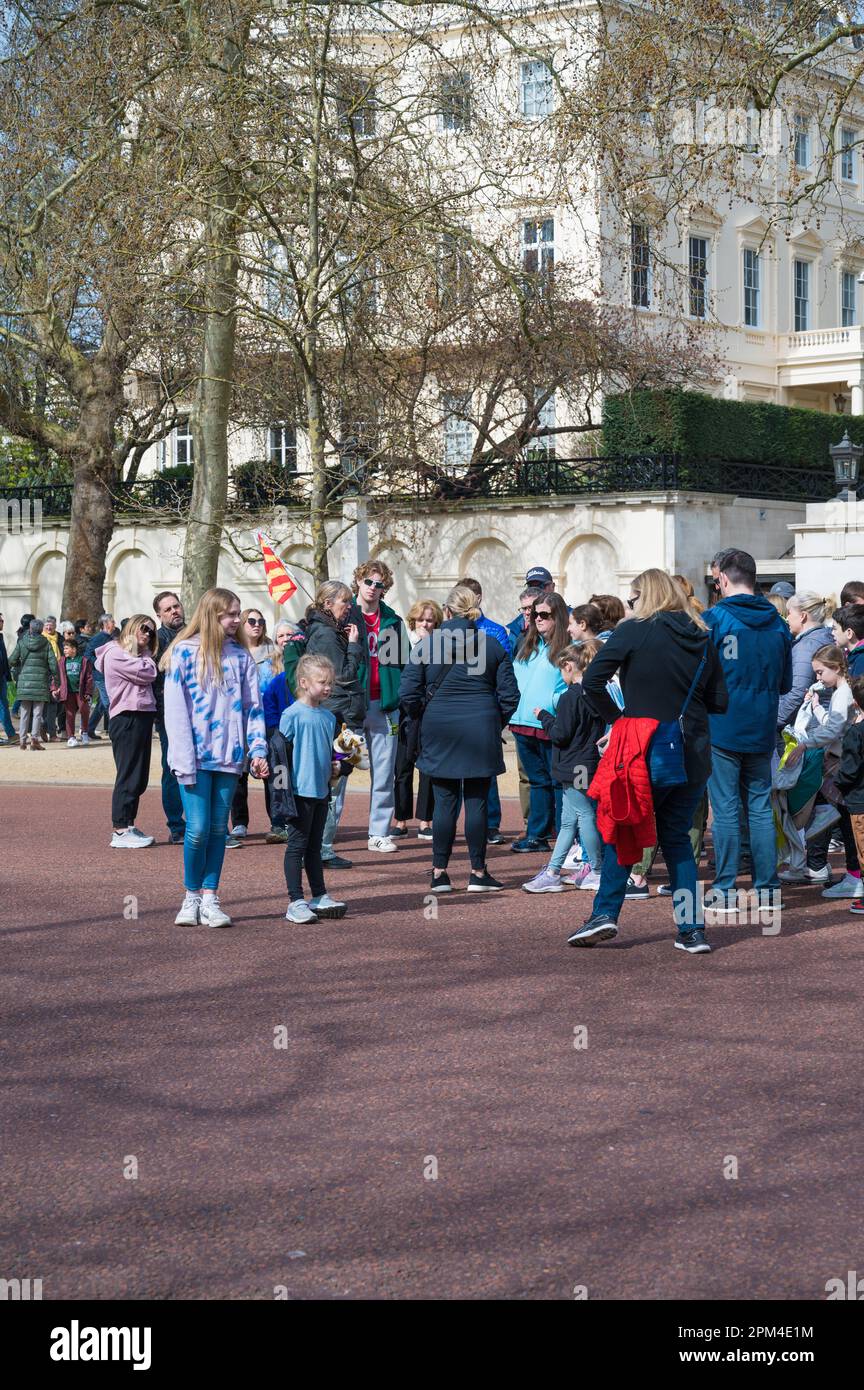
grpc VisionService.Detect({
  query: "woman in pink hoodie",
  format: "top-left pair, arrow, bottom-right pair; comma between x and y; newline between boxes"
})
95,615 -> 158,849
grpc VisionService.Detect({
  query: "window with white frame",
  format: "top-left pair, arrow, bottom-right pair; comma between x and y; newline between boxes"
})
530,390 -> 557,458
442,392 -> 473,470
437,230 -> 471,309
522,217 -> 555,293
438,71 -> 470,131
631,222 -> 651,307
519,59 -> 554,120
842,270 -> 857,326
174,415 -> 194,466
841,127 -> 856,182
338,81 -> 376,137
794,259 -> 810,331
688,236 -> 708,319
269,424 -> 297,471
743,248 -> 761,327
793,114 -> 810,168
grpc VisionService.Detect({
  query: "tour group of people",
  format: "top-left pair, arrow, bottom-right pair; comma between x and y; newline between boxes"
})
4,551 -> 864,953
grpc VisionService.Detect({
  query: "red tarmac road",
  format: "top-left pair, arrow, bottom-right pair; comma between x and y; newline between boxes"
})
2,785 -> 863,1301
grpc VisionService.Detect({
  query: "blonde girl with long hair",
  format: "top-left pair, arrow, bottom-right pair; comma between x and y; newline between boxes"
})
162,588 -> 268,928
570,568 -> 728,953
94,614 -> 159,850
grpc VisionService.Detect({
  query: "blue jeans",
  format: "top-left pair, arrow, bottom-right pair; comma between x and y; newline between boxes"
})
513,733 -> 561,840
0,680 -> 15,737
157,718 -> 185,837
178,770 -> 239,891
593,779 -> 707,930
550,787 -> 602,871
88,674 -> 109,735
487,777 -> 501,833
708,747 -> 778,892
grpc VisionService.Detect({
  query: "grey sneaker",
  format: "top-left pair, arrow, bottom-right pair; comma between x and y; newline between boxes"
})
232,824 -> 248,839
308,893 -> 347,919
821,872 -> 864,899
567,915 -> 618,947
522,865 -> 564,893
285,900 -> 319,924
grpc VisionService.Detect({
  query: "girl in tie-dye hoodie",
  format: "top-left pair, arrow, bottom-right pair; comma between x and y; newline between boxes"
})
162,588 -> 269,929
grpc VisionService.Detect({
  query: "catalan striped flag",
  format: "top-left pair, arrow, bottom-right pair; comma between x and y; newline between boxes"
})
257,531 -> 297,604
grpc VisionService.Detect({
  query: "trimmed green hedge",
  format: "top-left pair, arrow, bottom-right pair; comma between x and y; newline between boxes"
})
602,389 -> 864,467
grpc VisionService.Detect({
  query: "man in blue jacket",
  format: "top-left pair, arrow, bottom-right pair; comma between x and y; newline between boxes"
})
704,549 -> 792,909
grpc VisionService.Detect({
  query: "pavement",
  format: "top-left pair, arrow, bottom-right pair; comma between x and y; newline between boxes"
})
2,781 -> 863,1301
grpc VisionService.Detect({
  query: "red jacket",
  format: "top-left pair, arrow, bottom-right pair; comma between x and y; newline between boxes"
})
51,653 -> 94,704
588,717 -> 659,866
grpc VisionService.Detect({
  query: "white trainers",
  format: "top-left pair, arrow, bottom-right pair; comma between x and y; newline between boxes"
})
308,893 -> 347,919
368,836 -> 398,852
110,828 -> 155,848
80,733 -> 90,745
562,845 -> 584,870
285,900 -> 319,924
821,872 -> 864,900
199,896 -> 232,928
231,824 -> 248,839
67,737 -> 79,748
175,892 -> 202,925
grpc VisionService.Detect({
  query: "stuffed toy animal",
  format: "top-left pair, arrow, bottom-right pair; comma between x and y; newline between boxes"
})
331,724 -> 370,783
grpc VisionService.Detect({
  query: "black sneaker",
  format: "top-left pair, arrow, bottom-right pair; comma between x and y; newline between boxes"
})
389,826 -> 409,838
510,837 -> 550,853
624,878 -> 649,900
657,883 -> 673,896
321,854 -> 353,870
168,829 -> 185,845
417,827 -> 434,841
467,870 -> 504,892
674,928 -> 712,954
430,871 -> 453,893
567,915 -> 619,947
486,831 -> 505,845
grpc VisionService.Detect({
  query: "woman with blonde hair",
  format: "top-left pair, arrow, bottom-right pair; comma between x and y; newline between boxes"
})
94,614 -> 159,849
394,599 -> 444,839
570,568 -> 728,953
163,588 -> 268,927
776,592 -> 836,760
672,574 -> 704,618
399,583 -> 519,892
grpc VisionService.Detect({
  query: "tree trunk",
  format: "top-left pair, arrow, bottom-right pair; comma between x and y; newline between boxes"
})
181,178 -> 241,610
305,371 -> 330,587
62,461 -> 116,621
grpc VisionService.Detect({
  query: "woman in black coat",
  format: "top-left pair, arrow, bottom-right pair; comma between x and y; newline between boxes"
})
305,580 -> 368,870
399,584 -> 519,893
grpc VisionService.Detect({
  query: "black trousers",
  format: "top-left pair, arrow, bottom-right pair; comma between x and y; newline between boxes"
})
807,798 -> 858,872
231,762 -> 272,829
394,734 -> 434,821
109,710 -> 155,829
431,775 -> 490,871
283,794 -> 329,901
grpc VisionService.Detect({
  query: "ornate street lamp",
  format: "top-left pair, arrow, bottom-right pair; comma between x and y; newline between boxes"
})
829,430 -> 863,501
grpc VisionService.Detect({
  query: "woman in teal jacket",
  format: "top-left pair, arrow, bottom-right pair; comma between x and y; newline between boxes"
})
510,593 -> 569,851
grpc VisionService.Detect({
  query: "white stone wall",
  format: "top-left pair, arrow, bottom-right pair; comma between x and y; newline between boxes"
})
0,492 -> 804,628
791,497 -> 864,602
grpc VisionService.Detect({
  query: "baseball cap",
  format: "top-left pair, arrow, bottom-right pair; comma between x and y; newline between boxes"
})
526,566 -> 553,587
769,582 -> 795,599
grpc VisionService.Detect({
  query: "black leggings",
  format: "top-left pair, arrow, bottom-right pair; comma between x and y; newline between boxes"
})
807,798 -> 859,873
231,761 -> 272,829
283,794 -> 328,901
109,710 -> 155,829
431,775 -> 490,871
394,723 -> 434,821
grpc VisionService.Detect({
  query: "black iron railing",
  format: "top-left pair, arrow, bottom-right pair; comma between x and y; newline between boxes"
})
0,454 -> 840,516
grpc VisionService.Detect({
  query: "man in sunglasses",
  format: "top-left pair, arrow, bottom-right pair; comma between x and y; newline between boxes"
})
352,560 -> 408,853
153,591 -> 187,844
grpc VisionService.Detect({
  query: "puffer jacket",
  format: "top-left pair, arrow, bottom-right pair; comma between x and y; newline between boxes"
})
9,632 -> 59,701
304,607 -> 367,727
588,717 -> 659,865
777,624 -> 834,731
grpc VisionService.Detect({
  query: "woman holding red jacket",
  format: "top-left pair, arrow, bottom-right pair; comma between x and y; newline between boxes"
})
570,570 -> 727,955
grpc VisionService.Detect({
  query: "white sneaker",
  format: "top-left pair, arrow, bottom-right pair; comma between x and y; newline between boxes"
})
368,836 -> 398,852
110,829 -> 155,848
80,733 -> 90,745
129,827 -> 153,841
175,892 -> 202,925
232,824 -> 248,839
199,896 -> 232,928
821,872 -> 864,900
806,864 -> 832,883
578,870 -> 602,891
285,900 -> 318,924
308,893 -> 346,919
562,845 -> 584,870
67,737 -> 79,748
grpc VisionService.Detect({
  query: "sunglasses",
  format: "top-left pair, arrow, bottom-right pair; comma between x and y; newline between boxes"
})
140,626 -> 155,637
627,595 -> 640,610
534,609 -> 553,619
246,617 -> 265,625
362,579 -> 386,590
